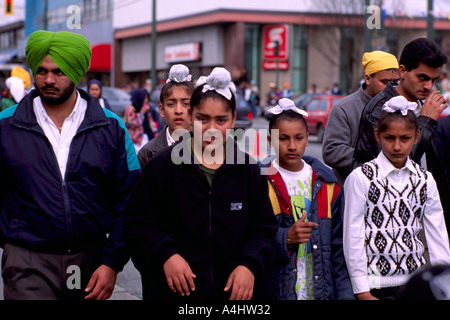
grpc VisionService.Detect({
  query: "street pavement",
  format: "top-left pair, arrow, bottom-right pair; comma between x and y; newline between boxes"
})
0,115 -> 323,300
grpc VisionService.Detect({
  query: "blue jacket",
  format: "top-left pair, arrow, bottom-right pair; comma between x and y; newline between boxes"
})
262,155 -> 354,300
0,89 -> 141,271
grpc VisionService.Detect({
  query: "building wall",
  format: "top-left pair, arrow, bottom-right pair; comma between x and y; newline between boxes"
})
306,26 -> 341,94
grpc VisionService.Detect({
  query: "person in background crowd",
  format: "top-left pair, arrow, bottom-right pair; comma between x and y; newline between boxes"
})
1,76 -> 25,112
281,83 -> 293,99
343,96 -> 450,300
125,88 -> 159,152
138,64 -> 194,167
0,30 -> 140,300
11,66 -> 32,93
87,79 -> 112,111
331,83 -> 343,95
124,67 -> 278,300
267,82 -> 281,107
353,38 -> 448,168
263,98 -> 354,300
322,50 -> 399,187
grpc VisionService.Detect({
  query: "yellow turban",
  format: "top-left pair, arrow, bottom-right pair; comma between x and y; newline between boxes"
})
25,30 -> 91,85
362,51 -> 399,75
11,66 -> 31,89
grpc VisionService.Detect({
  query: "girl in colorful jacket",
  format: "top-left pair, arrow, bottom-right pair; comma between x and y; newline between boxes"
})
263,98 -> 354,300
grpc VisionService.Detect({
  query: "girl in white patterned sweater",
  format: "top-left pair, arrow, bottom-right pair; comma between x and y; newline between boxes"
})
343,96 -> 450,300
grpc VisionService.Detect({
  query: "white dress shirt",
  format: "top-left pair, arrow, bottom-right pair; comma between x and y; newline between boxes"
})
33,90 -> 87,179
343,152 -> 450,294
166,126 -> 175,146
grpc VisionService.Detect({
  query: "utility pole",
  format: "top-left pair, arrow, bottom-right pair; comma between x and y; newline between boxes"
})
44,0 -> 48,30
427,0 -> 434,41
274,40 -> 279,90
151,0 -> 157,93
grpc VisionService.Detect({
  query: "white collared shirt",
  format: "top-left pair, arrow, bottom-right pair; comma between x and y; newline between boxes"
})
33,90 -> 87,179
166,126 -> 175,146
343,152 -> 450,294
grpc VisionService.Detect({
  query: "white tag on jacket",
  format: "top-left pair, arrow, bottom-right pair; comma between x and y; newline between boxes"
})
230,203 -> 243,211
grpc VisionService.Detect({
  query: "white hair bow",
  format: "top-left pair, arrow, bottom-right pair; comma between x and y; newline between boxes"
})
383,96 -> 418,116
195,67 -> 236,100
166,64 -> 192,83
266,98 -> 309,117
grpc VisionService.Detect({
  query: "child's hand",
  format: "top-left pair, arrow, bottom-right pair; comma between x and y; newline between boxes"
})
421,90 -> 447,120
163,254 -> 196,296
224,265 -> 254,300
287,213 -> 318,246
357,291 -> 378,300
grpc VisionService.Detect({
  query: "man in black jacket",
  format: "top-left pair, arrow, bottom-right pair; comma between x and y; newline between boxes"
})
0,30 -> 140,300
354,38 -> 448,168
426,115 -> 450,237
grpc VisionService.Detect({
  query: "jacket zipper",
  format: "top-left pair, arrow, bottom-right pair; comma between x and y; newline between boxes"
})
61,179 -> 72,249
11,123 -> 74,249
208,189 -> 214,290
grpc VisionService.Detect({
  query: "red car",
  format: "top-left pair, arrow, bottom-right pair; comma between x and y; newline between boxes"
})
303,95 -> 345,142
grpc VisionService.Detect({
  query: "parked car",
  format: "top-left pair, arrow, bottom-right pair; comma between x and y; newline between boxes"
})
234,92 -> 253,129
293,92 -> 319,110
80,86 -> 131,118
303,94 -> 345,142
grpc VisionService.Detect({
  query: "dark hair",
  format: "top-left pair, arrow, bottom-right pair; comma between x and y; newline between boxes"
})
377,110 -> 418,132
268,110 -> 308,132
131,88 -> 149,112
190,84 -> 236,113
160,81 -> 195,104
399,38 -> 448,71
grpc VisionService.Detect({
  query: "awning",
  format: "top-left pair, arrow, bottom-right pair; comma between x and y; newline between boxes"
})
88,43 -> 111,72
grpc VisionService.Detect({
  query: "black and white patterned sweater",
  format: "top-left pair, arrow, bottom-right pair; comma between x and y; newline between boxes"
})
361,159 -> 427,288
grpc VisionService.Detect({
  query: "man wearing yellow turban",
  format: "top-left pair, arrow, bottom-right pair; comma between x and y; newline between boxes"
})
323,50 -> 400,186
0,30 -> 140,300
354,38 -> 448,168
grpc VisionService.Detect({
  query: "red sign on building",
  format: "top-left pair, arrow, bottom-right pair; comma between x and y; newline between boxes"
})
262,24 -> 289,61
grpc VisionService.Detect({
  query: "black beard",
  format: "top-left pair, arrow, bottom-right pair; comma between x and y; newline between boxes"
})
36,82 -> 76,105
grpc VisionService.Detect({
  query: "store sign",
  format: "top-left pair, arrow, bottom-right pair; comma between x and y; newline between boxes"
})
262,24 -> 289,60
165,42 -> 201,63
262,60 -> 289,70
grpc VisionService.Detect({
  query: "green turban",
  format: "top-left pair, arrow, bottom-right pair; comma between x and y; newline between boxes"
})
25,30 -> 92,85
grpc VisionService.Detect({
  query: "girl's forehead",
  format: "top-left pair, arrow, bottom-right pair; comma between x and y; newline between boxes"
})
273,118 -> 307,130
193,97 -> 231,115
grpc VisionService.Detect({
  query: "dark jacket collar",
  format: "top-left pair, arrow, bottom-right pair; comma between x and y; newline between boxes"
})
10,88 -> 110,131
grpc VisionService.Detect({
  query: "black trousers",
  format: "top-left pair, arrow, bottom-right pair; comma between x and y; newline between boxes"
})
371,286 -> 402,300
1,242 -> 102,300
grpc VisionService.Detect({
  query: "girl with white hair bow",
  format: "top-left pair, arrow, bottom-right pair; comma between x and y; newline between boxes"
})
124,66 -> 278,301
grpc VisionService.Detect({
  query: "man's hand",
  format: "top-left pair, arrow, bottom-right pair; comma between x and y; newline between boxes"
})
224,265 -> 254,300
84,264 -> 117,300
286,213 -> 318,246
421,90 -> 447,120
163,254 -> 196,296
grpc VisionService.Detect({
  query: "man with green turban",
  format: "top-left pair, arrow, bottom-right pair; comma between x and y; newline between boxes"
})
0,30 -> 140,300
